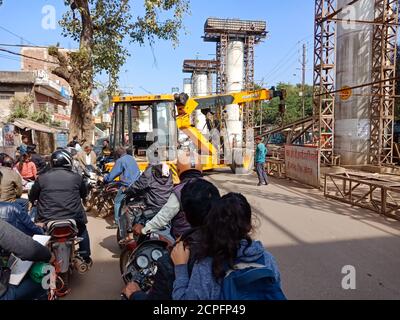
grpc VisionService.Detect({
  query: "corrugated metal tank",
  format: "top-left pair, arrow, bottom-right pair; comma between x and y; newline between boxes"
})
335,0 -> 375,165
226,40 -> 244,147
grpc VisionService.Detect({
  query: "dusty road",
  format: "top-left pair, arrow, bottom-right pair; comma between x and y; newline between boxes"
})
67,170 -> 400,300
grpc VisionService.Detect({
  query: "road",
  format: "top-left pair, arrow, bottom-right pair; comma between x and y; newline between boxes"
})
68,170 -> 400,300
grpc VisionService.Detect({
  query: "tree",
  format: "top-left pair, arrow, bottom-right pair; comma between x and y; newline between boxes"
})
48,0 -> 189,141
256,83 -> 313,127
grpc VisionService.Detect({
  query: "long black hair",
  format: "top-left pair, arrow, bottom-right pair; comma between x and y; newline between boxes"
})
201,193 -> 253,280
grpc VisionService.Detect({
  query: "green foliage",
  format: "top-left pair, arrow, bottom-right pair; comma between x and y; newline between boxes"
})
30,110 -> 51,124
8,95 -> 33,122
95,88 -> 111,115
8,95 -> 52,125
59,0 -> 190,93
256,83 -> 313,127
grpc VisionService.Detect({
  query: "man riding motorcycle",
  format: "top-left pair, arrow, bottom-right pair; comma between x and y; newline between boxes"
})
132,150 -> 203,240
28,150 -> 92,268
0,219 -> 54,300
121,163 -> 174,242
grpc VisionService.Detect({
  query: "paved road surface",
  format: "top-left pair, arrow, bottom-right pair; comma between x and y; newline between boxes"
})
67,170 -> 400,300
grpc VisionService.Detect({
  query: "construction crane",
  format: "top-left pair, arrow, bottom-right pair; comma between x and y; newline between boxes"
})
109,88 -> 286,180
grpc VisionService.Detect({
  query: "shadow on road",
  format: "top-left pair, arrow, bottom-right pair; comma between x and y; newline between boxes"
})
99,235 -> 121,258
267,236 -> 400,300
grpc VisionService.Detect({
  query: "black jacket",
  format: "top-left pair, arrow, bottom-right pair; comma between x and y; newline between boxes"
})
30,153 -> 47,173
128,165 -> 173,212
29,167 -> 87,223
0,219 -> 51,297
0,202 -> 44,237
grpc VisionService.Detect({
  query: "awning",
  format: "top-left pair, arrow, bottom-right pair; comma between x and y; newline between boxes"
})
13,118 -> 57,134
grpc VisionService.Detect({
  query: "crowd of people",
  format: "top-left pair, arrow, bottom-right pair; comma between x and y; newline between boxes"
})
0,134 -> 282,301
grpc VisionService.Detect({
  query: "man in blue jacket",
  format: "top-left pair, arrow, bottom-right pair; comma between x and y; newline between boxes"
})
255,137 -> 269,187
0,202 -> 44,237
104,147 -> 140,229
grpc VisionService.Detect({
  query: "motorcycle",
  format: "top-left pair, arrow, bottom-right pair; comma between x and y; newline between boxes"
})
118,195 -> 173,286
120,232 -> 173,290
46,219 -> 90,297
95,181 -> 120,219
82,165 -> 101,212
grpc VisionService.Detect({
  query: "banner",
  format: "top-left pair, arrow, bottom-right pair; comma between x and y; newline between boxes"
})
285,145 -> 320,188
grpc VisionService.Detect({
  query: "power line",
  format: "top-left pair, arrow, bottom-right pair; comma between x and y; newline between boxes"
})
0,53 -> 20,62
0,25 -> 35,45
0,47 -> 58,65
263,42 -> 313,85
0,43 -> 50,48
261,34 -> 313,80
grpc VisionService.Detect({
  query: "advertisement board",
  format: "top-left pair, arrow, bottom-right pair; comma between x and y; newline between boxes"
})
285,145 -> 320,188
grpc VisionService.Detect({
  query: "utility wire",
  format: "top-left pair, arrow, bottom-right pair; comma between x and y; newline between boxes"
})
0,43 -> 50,48
261,34 -> 313,81
0,25 -> 35,45
0,47 -> 58,65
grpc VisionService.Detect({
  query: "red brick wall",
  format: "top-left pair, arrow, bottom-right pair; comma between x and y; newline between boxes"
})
21,47 -> 70,89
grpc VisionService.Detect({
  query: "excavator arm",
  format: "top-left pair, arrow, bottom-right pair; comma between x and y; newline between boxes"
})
175,88 -> 286,156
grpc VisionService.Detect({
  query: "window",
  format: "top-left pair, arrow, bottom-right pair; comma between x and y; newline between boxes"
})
0,92 -> 14,100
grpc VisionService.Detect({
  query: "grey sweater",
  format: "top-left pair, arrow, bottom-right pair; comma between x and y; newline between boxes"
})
0,220 -> 52,296
0,220 -> 51,297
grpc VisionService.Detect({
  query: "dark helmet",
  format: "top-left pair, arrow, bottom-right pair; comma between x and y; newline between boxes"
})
51,149 -> 73,169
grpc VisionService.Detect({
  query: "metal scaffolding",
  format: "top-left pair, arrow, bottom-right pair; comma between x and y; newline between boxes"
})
204,18 -> 267,94
182,59 -> 218,96
204,18 -> 267,139
369,0 -> 399,165
312,0 -> 337,165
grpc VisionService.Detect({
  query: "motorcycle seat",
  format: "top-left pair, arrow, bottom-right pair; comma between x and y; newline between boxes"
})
47,219 -> 78,238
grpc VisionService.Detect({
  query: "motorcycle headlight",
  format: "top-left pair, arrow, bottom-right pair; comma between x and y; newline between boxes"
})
136,255 -> 149,269
151,249 -> 163,261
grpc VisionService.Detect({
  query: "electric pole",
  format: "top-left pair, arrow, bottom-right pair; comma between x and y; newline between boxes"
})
301,43 -> 306,120
301,43 -> 307,144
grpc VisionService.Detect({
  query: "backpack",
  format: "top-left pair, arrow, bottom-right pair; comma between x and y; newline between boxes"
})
221,258 -> 287,301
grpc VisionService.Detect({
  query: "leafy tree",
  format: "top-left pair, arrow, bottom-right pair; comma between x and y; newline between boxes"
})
47,0 -> 189,141
256,83 -> 313,127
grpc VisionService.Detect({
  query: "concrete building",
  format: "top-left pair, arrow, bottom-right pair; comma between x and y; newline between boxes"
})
0,70 -> 71,154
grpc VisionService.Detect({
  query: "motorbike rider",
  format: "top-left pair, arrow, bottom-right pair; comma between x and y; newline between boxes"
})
0,201 -> 44,237
120,162 -> 174,243
0,155 -> 27,213
27,145 -> 46,174
122,178 -> 221,300
132,150 -> 203,240
104,146 -> 141,230
76,144 -> 97,172
28,150 -> 92,268
0,219 -> 54,300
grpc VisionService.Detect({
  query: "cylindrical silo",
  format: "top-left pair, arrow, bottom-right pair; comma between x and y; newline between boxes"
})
335,0 -> 375,165
183,78 -> 192,96
192,72 -> 208,134
226,40 -> 245,147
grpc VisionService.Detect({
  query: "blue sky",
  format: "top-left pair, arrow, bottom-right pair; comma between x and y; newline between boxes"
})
0,0 -> 315,94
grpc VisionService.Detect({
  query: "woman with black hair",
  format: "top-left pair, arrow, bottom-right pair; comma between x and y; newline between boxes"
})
171,193 -> 283,300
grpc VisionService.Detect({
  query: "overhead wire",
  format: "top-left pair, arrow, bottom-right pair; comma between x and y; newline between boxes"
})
0,25 -> 35,45
0,47 -> 58,64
